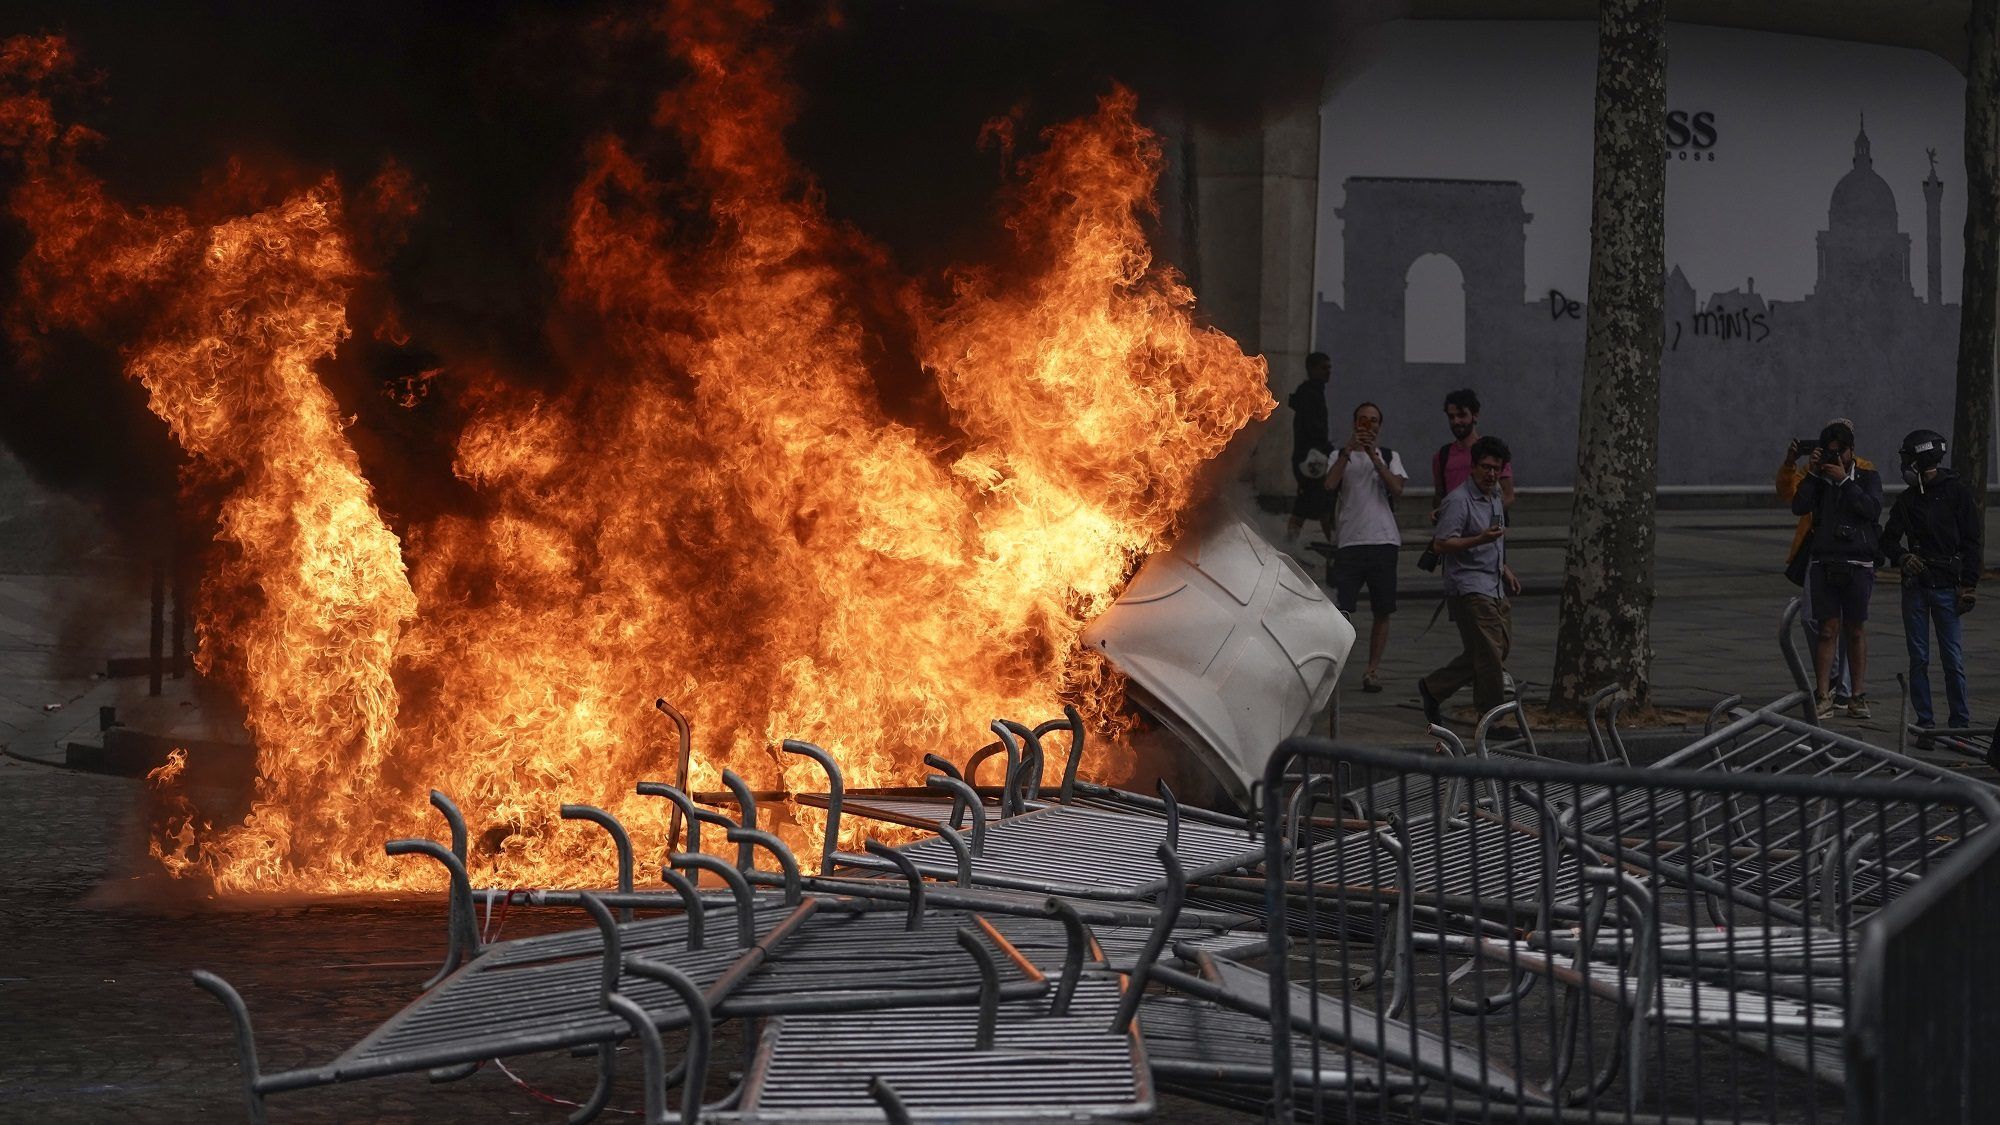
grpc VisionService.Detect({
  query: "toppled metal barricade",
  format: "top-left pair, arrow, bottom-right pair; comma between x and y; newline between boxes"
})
1256,722 -> 1998,1124
186,598 -> 2000,1123
188,717 -> 1242,1123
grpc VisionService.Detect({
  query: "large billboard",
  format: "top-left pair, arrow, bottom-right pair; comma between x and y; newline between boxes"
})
1312,21 -> 1967,487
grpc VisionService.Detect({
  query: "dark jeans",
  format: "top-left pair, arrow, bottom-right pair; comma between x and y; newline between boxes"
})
1902,584 -> 1970,727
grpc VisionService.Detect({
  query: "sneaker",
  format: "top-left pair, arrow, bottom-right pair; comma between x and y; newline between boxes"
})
1812,693 -> 1833,720
1847,695 -> 1872,720
1417,679 -> 1443,725
1832,693 -> 1850,708
1361,671 -> 1383,694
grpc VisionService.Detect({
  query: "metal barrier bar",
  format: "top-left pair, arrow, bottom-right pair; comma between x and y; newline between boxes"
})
1262,734 -> 1998,1123
1848,804 -> 2000,1122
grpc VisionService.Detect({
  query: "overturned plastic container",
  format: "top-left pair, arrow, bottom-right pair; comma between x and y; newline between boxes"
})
1083,512 -> 1354,804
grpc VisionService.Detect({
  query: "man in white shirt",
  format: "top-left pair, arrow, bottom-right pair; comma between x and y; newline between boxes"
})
1323,402 -> 1406,693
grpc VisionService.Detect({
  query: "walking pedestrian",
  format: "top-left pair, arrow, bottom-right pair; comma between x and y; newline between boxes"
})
1286,352 -> 1335,546
1788,421 -> 1884,719
1324,402 -> 1406,693
1430,388 -> 1515,518
1418,436 -> 1521,735
1880,428 -> 1980,731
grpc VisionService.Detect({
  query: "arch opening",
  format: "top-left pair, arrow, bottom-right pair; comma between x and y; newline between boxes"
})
1404,253 -> 1466,364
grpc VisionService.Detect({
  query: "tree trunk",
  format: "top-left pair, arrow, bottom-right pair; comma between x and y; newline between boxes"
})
1549,0 -> 1667,712
1955,0 -> 1999,512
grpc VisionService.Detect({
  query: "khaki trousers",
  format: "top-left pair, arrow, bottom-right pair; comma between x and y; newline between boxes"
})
1422,594 -> 1513,716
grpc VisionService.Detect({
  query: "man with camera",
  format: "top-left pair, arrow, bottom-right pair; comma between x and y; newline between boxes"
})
1418,436 -> 1520,735
1323,401 -> 1406,694
1880,429 -> 1981,732
1788,421 -> 1884,719
1777,419 -> 1874,707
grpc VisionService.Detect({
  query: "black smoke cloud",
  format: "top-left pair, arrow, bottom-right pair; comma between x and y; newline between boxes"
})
789,0 -> 1375,272
0,0 -> 1368,543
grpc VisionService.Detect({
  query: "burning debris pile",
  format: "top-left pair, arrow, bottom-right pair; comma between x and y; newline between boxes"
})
0,4 -> 1277,894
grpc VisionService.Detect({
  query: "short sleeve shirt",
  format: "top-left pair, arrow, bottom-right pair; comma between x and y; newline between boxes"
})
1436,478 -> 1508,599
1332,449 -> 1406,547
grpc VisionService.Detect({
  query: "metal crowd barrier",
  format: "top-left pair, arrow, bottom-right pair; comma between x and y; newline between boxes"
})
1847,783 -> 2000,1122
1259,735 -> 1999,1123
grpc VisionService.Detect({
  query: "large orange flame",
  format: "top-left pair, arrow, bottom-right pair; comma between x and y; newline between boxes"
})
2,6 -> 1272,894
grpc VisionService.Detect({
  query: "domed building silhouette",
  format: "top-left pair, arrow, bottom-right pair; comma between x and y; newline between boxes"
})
1813,120 -> 1913,303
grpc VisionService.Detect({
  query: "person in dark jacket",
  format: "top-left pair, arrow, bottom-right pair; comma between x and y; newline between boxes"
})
1777,418 -> 1873,705
1789,421 -> 1884,719
1880,429 -> 1981,730
1286,352 -> 1334,544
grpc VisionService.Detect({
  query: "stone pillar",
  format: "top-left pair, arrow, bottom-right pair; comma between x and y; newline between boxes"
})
1146,105 -> 1197,293
1188,103 -> 1322,497
1257,109 -> 1324,496
1925,162 -> 1945,306
1190,126 -> 1265,360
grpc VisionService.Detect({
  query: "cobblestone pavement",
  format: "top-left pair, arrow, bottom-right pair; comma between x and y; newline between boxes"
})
4,757 -> 571,1122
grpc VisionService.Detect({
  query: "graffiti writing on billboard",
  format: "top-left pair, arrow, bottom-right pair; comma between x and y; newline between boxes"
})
1670,305 -> 1773,349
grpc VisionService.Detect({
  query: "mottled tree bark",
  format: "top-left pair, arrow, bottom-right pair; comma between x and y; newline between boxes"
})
1955,0 -> 1999,511
1549,0 -> 1666,711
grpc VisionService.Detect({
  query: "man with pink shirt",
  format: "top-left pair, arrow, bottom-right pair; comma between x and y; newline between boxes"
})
1430,388 -> 1516,516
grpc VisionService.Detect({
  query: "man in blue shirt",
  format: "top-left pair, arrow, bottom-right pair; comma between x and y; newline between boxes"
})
1418,436 -> 1521,732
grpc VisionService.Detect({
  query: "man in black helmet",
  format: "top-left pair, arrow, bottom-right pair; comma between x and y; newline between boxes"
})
1881,429 -> 1981,731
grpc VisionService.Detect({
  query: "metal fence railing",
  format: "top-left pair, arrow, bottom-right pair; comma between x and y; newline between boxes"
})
181,679 -> 2000,1123
1259,735 -> 2000,1123
1846,788 -> 2000,1123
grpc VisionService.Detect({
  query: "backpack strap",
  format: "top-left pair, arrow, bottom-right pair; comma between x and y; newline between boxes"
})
1433,442 -> 1456,505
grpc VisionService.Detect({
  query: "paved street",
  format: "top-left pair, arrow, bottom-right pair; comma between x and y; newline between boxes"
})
1248,496 -> 2000,763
